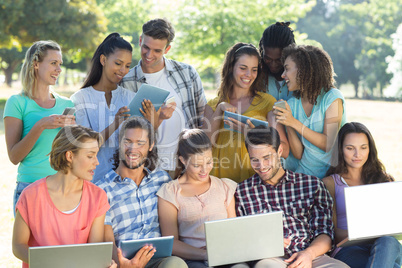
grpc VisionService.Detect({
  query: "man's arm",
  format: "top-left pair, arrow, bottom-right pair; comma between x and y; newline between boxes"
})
285,179 -> 334,268
285,234 -> 332,268
234,188 -> 246,217
190,66 -> 207,128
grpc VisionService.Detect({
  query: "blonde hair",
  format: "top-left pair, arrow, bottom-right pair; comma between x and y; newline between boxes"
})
49,125 -> 103,174
20,40 -> 61,99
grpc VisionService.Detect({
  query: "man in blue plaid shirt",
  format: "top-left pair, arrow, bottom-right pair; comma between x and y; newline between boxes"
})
121,18 -> 207,178
235,127 -> 349,268
96,117 -> 187,268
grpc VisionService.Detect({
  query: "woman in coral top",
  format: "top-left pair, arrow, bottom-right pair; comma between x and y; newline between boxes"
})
12,125 -> 111,268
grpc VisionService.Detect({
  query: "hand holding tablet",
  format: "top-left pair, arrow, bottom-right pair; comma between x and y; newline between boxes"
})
127,84 -> 170,117
224,111 -> 269,133
120,236 -> 174,260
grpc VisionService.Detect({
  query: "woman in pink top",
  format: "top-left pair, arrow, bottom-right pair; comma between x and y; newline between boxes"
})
157,129 -> 248,268
12,125 -> 112,268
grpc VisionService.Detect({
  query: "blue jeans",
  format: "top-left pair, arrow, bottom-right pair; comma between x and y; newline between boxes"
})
334,236 -> 402,268
13,181 -> 31,216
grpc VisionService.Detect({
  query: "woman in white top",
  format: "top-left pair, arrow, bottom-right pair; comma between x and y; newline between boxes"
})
71,33 -> 163,182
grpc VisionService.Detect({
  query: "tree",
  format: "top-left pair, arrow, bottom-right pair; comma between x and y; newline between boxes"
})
297,0 -> 402,98
352,0 -> 402,97
385,24 -> 402,98
0,0 -> 106,86
160,0 -> 315,85
0,48 -> 26,86
297,0 -> 365,98
96,0 -> 152,63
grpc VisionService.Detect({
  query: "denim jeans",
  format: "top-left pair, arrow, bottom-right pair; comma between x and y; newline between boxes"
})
334,236 -> 402,268
13,181 -> 31,216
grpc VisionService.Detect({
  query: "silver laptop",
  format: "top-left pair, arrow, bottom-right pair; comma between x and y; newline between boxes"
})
338,181 -> 402,247
29,242 -> 113,268
205,211 -> 284,266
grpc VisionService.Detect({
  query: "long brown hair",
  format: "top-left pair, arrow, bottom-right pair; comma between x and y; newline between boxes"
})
112,117 -> 158,171
326,122 -> 393,184
281,44 -> 335,105
216,42 -> 264,106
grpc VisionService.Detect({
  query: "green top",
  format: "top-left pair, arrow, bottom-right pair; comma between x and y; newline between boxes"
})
3,92 -> 74,183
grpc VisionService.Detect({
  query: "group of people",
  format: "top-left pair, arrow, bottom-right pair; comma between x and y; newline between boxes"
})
4,17 -> 402,268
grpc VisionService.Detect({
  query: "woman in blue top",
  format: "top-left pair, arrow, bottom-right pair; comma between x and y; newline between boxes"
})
71,33 -> 168,182
274,44 -> 346,178
3,40 -> 75,210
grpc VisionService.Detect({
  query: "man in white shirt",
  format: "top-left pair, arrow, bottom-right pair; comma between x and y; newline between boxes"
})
121,18 -> 207,177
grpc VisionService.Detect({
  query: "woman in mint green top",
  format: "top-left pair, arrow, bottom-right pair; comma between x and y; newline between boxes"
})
3,41 -> 75,211
273,45 -> 346,179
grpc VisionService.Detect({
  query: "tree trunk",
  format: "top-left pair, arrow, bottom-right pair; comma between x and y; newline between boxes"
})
353,80 -> 359,98
2,60 -> 20,87
86,58 -> 92,73
214,72 -> 220,90
3,65 -> 14,87
379,83 -> 383,98
369,87 -> 374,98
64,67 -> 69,85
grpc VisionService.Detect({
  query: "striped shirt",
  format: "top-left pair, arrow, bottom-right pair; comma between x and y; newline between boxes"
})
95,168 -> 171,246
120,57 -> 207,129
235,169 -> 334,256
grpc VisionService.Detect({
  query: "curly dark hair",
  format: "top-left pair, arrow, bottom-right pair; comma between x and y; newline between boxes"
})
326,122 -> 393,184
281,44 -> 336,104
259,22 -> 295,82
216,42 -> 264,107
111,117 -> 158,171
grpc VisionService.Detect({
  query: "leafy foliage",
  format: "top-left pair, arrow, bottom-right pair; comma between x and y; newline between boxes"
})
166,0 -> 315,75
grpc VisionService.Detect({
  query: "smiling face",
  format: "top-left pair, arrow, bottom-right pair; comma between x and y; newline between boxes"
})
232,54 -> 259,91
34,49 -> 62,87
100,49 -> 132,85
139,35 -> 171,73
281,56 -> 299,92
343,133 -> 370,170
69,139 -> 100,181
263,47 -> 283,76
120,128 -> 154,170
248,144 -> 283,185
180,150 -> 213,182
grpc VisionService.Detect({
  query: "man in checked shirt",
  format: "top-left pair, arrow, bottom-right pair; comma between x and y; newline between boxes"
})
235,127 -> 349,268
96,117 -> 187,268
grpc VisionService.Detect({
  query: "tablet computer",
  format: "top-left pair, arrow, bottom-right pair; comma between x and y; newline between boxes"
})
120,236 -> 174,260
224,111 -> 269,133
127,84 -> 170,117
